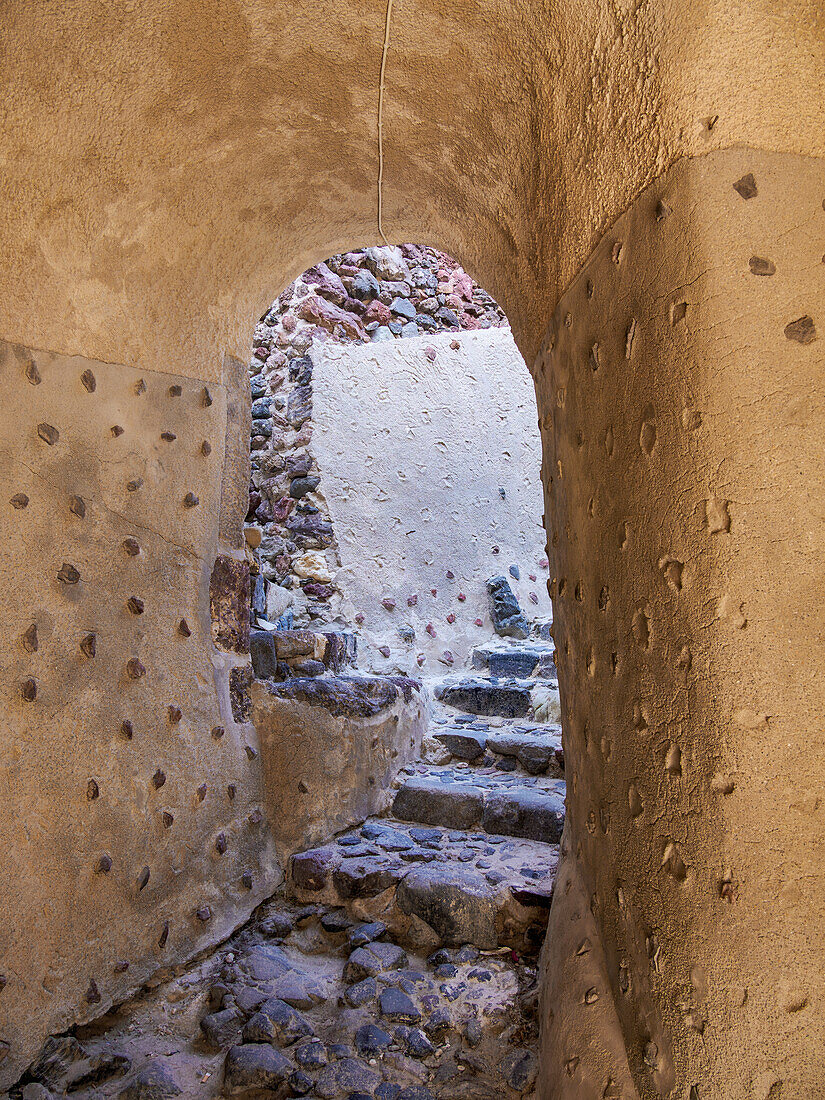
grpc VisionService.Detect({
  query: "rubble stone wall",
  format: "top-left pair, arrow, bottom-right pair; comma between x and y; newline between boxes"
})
245,245 -> 508,639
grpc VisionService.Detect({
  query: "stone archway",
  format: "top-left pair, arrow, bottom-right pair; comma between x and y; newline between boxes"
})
0,1 -> 823,1095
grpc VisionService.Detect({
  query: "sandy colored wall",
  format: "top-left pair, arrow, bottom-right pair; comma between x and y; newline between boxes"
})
0,343 -> 281,1084
536,148 -> 825,1099
0,0 -> 823,1093
1,1 -> 823,378
312,328 -> 552,670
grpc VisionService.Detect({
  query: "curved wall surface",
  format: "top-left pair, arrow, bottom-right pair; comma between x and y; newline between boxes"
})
0,0 -> 822,1092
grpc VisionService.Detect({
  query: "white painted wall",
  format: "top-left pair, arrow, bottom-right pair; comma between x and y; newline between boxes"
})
312,327 -> 551,672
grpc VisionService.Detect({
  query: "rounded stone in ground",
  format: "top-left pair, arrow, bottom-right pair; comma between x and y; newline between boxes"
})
224,1044 -> 291,1094
396,865 -> 499,949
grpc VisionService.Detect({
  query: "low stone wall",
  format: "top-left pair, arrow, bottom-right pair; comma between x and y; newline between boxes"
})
251,674 -> 427,858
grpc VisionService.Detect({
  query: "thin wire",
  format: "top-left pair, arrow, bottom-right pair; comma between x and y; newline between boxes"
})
377,0 -> 394,246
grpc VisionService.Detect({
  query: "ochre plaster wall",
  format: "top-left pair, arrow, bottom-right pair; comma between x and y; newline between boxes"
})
0,0 -> 823,1093
0,1 -> 823,375
536,148 -> 825,1099
0,343 -> 280,1083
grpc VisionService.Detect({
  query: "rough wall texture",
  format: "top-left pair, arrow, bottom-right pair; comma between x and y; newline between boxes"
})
245,244 -> 508,632
0,343 -> 280,1084
251,676 -> 426,857
312,327 -> 551,670
1,2 -> 823,377
0,0 -> 824,1094
536,148 -> 825,1099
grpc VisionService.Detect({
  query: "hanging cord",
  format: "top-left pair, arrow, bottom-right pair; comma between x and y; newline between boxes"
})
377,0 -> 394,245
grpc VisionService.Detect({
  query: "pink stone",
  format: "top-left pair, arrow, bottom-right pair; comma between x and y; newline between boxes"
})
447,294 -> 463,311
457,593 -> 466,602
382,598 -> 396,611
446,613 -> 456,624
281,313 -> 297,333
364,300 -> 392,325
440,651 -> 454,666
416,654 -> 426,667
304,582 -> 334,599
431,588 -> 437,597
540,558 -> 549,569
302,265 -> 347,304
378,645 -> 391,658
426,623 -> 436,637
254,346 -> 269,360
271,497 -> 295,522
355,613 -> 365,625
453,271 -> 474,300
529,573 -> 537,582
529,593 -> 539,604
475,618 -> 484,627
407,594 -> 418,607
424,346 -> 437,362
297,295 -> 365,340
445,570 -> 455,580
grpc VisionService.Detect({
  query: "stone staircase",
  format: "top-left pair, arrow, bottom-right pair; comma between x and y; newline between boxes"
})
286,641 -> 565,958
23,643 -> 559,1100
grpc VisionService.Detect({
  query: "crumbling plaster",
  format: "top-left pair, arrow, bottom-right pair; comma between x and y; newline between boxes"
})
0,0 -> 823,1095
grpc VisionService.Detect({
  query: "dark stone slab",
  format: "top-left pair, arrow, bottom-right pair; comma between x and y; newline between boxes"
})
224,1044 -> 291,1094
433,730 -> 487,761
249,630 -> 278,679
200,1007 -> 243,1049
290,847 -> 337,891
392,779 -> 483,830
378,987 -> 421,1023
261,674 -> 420,717
481,789 -> 565,843
396,865 -> 498,949
118,1063 -> 182,1099
333,857 -> 405,899
486,575 -> 530,639
314,1058 -> 380,1099
439,681 -> 531,719
210,555 -> 251,653
488,651 -> 539,678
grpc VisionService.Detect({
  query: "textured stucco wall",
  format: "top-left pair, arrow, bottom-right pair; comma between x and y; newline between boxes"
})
0,343 -> 280,1084
0,2 -> 823,377
312,327 -> 552,670
0,0 -> 823,1093
536,148 -> 825,1100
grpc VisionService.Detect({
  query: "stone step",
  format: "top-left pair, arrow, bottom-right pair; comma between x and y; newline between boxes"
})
286,816 -> 559,954
434,678 -> 532,718
471,639 -> 556,680
391,770 -> 565,843
431,725 -> 564,776
486,729 -> 564,775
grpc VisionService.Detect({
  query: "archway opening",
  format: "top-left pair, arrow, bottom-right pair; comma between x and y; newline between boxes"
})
243,245 -> 563,1095
19,245 -> 564,1100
